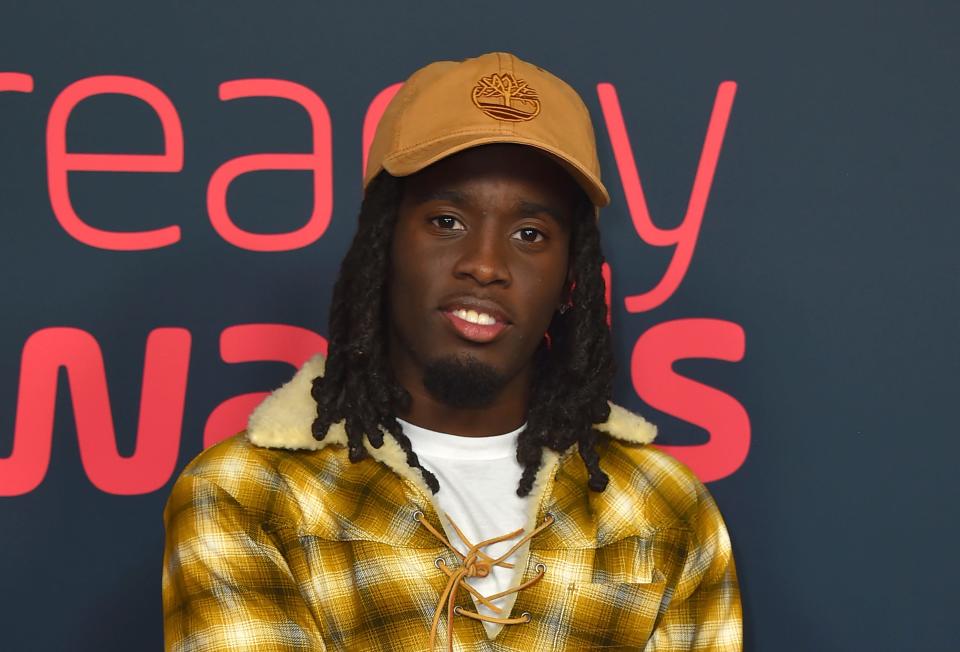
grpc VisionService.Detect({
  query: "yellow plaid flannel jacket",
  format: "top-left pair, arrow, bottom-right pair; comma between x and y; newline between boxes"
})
163,355 -> 742,651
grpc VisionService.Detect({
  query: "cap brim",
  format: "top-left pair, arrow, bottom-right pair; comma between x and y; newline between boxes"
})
381,133 -> 611,208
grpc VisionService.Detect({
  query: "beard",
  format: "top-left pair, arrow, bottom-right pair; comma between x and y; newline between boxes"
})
421,354 -> 508,409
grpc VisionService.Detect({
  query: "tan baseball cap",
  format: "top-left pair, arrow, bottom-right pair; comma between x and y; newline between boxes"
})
364,51 -> 610,208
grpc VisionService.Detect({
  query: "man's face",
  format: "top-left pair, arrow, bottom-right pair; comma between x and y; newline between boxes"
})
387,144 -> 579,408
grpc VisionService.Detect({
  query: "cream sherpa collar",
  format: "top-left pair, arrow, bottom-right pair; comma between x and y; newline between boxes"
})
247,353 -> 656,460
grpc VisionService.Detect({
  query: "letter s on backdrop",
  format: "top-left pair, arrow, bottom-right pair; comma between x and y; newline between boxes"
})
631,318 -> 750,482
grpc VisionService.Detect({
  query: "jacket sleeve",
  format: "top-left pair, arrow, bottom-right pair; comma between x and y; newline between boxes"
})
162,472 -> 326,652
645,477 -> 743,651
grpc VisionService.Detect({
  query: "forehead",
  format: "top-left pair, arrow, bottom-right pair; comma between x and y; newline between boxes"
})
401,144 -> 584,216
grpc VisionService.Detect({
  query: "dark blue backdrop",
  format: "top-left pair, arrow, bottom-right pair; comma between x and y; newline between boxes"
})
1,1 -> 957,650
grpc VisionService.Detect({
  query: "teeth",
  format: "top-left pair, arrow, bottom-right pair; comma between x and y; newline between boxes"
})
453,309 -> 497,325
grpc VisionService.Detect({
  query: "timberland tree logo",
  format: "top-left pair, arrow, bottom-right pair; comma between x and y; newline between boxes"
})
471,73 -> 541,121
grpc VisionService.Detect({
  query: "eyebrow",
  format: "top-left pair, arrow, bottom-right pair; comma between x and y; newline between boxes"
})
518,200 -> 566,225
417,189 -> 468,204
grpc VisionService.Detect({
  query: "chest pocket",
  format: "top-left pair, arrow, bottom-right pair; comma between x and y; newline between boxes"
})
559,574 -> 666,649
554,536 -> 667,650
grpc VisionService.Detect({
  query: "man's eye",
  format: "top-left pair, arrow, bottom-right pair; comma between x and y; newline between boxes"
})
512,227 -> 544,243
431,215 -> 465,230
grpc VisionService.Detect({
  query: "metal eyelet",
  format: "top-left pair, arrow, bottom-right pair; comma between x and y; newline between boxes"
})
520,611 -> 532,623
535,562 -> 547,574
453,606 -> 463,615
412,510 -> 424,522
434,557 -> 446,569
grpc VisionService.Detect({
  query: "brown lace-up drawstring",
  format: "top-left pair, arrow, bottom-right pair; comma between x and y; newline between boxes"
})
414,510 -> 554,651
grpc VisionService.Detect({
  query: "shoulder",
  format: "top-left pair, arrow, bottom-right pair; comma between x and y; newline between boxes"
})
177,431 -> 302,488
590,401 -> 719,534
599,437 -> 716,533
165,432 -> 349,530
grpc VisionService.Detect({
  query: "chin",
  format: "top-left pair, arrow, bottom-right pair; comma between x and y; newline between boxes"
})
421,353 -> 508,409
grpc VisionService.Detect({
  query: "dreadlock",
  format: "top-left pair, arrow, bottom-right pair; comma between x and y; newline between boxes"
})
311,170 -> 614,496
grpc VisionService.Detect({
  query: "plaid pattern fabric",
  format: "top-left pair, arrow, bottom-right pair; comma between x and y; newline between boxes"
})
163,358 -> 741,650
163,438 -> 740,651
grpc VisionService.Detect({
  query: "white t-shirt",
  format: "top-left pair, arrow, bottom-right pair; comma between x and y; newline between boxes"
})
397,418 -> 531,637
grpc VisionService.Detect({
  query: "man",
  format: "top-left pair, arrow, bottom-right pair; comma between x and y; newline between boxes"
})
163,52 -> 742,651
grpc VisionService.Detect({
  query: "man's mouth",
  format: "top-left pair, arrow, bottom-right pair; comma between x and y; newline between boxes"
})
441,308 -> 509,343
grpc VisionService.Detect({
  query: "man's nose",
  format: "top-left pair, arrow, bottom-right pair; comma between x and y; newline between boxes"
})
452,229 -> 512,286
